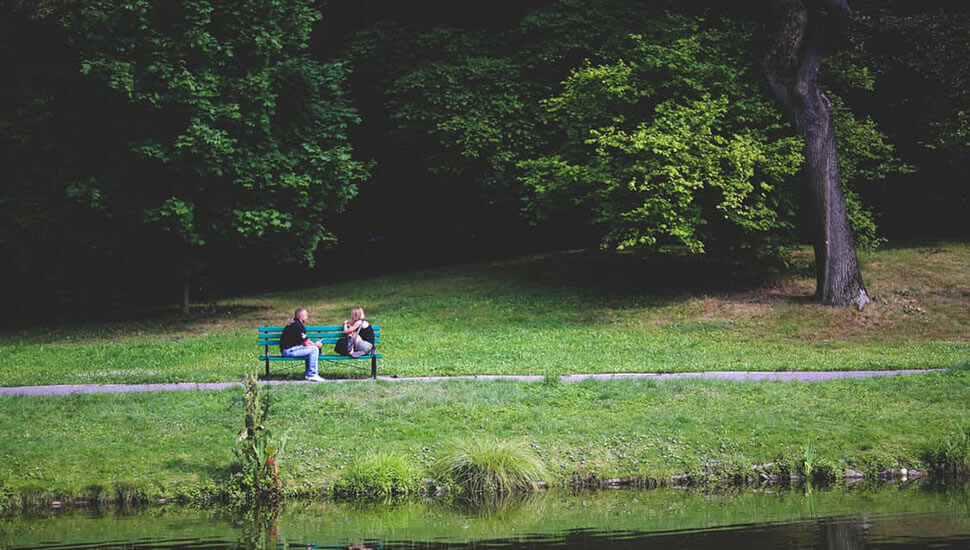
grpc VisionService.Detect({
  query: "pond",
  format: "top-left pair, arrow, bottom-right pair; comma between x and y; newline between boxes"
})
2,485 -> 969,549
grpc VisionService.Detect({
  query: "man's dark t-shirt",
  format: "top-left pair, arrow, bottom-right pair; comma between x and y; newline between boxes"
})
280,319 -> 307,352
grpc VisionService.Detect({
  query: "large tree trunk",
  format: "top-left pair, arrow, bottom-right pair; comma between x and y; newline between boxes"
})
764,0 -> 870,309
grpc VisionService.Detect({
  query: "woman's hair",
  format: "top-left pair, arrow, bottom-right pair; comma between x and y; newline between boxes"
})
350,306 -> 365,322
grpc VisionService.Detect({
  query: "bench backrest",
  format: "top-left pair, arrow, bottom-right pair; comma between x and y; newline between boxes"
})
258,325 -> 381,347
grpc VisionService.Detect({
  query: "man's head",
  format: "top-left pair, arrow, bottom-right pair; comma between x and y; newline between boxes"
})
294,307 -> 309,323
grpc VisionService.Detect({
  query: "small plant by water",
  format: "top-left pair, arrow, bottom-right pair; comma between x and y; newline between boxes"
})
799,441 -> 836,487
433,438 -> 547,496
332,453 -> 420,498
924,427 -> 970,484
803,441 -> 816,479
232,373 -> 288,504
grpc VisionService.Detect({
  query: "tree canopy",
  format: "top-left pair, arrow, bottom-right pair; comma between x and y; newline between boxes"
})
2,0 -> 966,317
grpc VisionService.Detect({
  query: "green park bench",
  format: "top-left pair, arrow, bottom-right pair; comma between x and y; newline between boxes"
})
257,325 -> 382,379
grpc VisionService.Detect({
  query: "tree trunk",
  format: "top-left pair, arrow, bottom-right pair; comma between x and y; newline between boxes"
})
180,269 -> 190,317
764,0 -> 870,309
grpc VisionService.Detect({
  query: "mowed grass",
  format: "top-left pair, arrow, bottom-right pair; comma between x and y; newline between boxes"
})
0,242 -> 967,386
0,369 -> 968,497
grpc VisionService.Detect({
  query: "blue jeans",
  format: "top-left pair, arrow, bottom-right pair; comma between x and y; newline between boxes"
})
282,345 -> 319,378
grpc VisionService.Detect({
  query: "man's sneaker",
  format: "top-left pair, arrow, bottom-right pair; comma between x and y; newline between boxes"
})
305,374 -> 326,382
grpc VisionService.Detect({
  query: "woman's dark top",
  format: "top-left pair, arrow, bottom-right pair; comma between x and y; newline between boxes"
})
358,322 -> 375,345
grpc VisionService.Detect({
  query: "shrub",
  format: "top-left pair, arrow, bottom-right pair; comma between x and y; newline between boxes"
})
332,453 -> 420,498
433,439 -> 547,496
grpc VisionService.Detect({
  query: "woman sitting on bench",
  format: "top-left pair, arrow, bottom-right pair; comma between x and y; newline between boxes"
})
343,306 -> 375,358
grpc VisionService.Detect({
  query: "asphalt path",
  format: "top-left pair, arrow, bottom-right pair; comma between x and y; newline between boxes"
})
0,369 -> 943,396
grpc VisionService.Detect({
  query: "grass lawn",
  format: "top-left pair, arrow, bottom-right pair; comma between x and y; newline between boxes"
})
0,368 -> 968,502
1,242 -> 967,386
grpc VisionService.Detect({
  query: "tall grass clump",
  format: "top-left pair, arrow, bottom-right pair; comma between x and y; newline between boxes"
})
231,373 -> 288,504
433,439 -> 547,496
924,427 -> 970,484
332,453 -> 420,498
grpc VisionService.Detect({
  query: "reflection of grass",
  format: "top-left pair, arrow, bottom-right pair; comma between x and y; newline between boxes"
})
1,243 -> 968,385
4,487 -> 969,548
1,369 -> 968,502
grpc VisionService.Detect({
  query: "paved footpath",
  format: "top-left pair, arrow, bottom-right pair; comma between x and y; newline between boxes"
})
0,369 -> 943,396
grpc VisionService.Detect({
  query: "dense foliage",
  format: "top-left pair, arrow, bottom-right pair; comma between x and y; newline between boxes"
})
357,1 -> 906,268
73,1 -> 368,258
1,0 -> 368,313
518,15 -> 804,263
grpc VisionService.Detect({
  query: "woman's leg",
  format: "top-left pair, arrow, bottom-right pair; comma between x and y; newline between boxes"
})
350,336 -> 373,357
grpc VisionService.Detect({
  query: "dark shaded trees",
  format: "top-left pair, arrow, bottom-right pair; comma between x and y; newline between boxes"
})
764,0 -> 870,307
844,0 -> 970,238
2,1 -> 369,316
354,1 -> 900,281
4,0 -> 963,319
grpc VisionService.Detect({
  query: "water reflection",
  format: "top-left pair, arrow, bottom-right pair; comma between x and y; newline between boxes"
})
2,486 -> 969,550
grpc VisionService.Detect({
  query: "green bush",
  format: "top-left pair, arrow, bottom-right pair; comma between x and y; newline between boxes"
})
332,453 -> 421,498
433,439 -> 547,496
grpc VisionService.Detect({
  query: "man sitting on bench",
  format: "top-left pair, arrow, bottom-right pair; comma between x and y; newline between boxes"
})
280,307 -> 325,382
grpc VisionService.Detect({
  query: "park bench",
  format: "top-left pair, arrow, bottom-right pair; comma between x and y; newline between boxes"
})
257,325 -> 382,379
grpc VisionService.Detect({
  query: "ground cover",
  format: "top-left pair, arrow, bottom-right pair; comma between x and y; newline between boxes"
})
1,242 -> 967,386
1,368 -> 967,505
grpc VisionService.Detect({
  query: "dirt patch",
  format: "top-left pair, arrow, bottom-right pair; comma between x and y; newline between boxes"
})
691,296 -> 773,321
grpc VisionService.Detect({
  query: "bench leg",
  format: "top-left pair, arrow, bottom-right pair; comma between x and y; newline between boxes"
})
265,349 -> 270,379
371,354 -> 377,379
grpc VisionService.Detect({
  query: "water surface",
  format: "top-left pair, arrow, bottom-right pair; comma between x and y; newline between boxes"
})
3,486 -> 969,549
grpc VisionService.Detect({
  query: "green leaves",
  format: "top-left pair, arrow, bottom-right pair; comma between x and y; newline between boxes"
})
144,197 -> 205,246
62,0 -> 369,268
520,14 -> 802,263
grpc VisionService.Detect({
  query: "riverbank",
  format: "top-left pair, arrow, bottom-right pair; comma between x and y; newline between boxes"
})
1,243 -> 968,386
2,368 -> 967,510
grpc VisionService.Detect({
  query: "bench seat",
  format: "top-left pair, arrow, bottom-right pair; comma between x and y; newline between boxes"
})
258,325 -> 381,379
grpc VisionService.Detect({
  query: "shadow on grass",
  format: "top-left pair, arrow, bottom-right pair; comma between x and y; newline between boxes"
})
491,249 -> 814,305
2,303 -> 272,339
260,363 -> 376,381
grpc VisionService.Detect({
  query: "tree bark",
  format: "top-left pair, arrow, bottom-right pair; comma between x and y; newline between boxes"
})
764,0 -> 870,309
